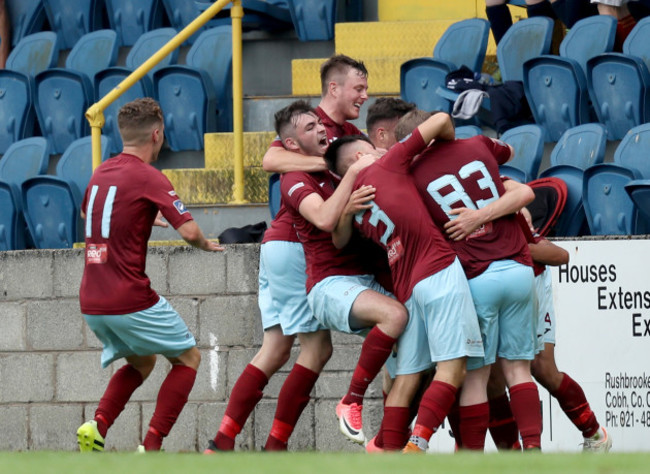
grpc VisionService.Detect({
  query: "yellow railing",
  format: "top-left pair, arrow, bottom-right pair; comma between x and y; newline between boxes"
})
85,0 -> 248,203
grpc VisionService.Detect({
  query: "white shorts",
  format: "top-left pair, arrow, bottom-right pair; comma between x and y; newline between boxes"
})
535,267 -> 556,349
307,274 -> 390,334
258,241 -> 323,335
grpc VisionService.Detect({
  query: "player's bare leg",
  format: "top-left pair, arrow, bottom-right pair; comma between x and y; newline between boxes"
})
457,365 -> 491,450
378,372 -> 423,450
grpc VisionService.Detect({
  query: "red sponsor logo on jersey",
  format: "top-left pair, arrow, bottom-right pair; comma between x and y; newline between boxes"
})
387,236 -> 404,265
467,221 -> 493,239
86,243 -> 108,264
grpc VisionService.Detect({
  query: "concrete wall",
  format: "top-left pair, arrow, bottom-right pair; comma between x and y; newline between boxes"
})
0,245 -> 382,452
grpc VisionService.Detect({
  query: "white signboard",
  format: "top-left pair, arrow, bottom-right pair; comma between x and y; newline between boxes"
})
547,239 -> 650,452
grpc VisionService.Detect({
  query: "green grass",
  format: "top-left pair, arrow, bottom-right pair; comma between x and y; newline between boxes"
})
1,451 -> 649,474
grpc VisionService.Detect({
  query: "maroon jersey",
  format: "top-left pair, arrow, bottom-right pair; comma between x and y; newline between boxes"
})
264,107 -> 364,243
261,205 -> 300,243
353,128 -> 457,302
280,170 -> 373,293
79,153 -> 193,315
411,135 -> 532,279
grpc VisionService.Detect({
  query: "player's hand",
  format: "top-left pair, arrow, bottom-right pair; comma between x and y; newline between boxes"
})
153,211 -> 168,228
444,207 -> 483,241
350,153 -> 379,173
203,240 -> 225,252
344,185 -> 375,215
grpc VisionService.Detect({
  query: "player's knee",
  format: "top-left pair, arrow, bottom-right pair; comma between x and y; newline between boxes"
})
387,302 -> 408,334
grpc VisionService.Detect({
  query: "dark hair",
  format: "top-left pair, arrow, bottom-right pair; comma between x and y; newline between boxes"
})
366,98 -> 416,133
323,134 -> 373,173
273,99 -> 316,139
117,97 -> 164,144
320,54 -> 368,96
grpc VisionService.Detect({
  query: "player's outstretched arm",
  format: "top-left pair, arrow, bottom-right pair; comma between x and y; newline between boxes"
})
444,180 -> 534,241
177,220 -> 225,252
417,112 -> 455,145
262,145 -> 328,173
332,185 -> 376,249
298,154 -> 377,232
529,239 -> 569,267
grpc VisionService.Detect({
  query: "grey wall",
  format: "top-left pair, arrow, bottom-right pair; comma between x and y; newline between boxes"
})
0,245 -> 382,452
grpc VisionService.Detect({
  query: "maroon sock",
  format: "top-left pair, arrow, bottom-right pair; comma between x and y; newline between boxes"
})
382,406 -> 410,450
488,393 -> 520,450
374,424 -> 385,448
145,364 -> 197,450
264,364 -> 319,451
342,327 -> 396,406
95,364 -> 143,437
412,381 -> 457,440
551,373 -> 599,438
509,382 -> 542,449
459,402 -> 489,450
447,399 -> 462,448
214,364 -> 268,450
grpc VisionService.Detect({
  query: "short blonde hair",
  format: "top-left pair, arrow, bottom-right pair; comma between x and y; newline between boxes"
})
117,98 -> 164,145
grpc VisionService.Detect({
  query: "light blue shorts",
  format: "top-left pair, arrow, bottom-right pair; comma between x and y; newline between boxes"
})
83,296 -> 196,368
535,268 -> 556,348
467,259 -> 536,369
307,274 -> 390,334
258,241 -> 322,335
401,258 -> 484,373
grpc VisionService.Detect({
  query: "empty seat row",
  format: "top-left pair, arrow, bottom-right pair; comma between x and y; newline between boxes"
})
6,0 -> 330,51
495,122 -> 650,236
0,26 -> 233,154
0,135 -> 112,251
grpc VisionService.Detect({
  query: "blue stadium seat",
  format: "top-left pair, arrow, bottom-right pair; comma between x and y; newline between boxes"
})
0,137 -> 50,191
0,137 -> 50,249
625,179 -> 650,233
22,176 -> 83,248
436,17 -> 553,117
401,18 -> 490,113
0,181 -> 27,250
287,0 -> 336,41
42,0 -> 104,49
185,26 -> 233,132
522,16 -> 615,142
586,53 -> 650,140
498,124 -> 545,182
105,0 -> 165,47
6,0 -> 47,48
6,31 -> 59,78
539,165 -> 588,236
203,0 -> 293,33
34,69 -> 94,154
0,70 -> 36,154
65,30 -> 120,81
268,172 -> 281,219
57,135 -> 112,199
613,123 -> 650,178
497,16 -> 555,83
455,125 -> 483,139
126,28 -> 179,79
153,66 -> 217,151
94,69 -> 154,153
622,16 -> 650,73
160,0 -> 204,44
583,163 -> 641,235
549,123 -> 607,170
